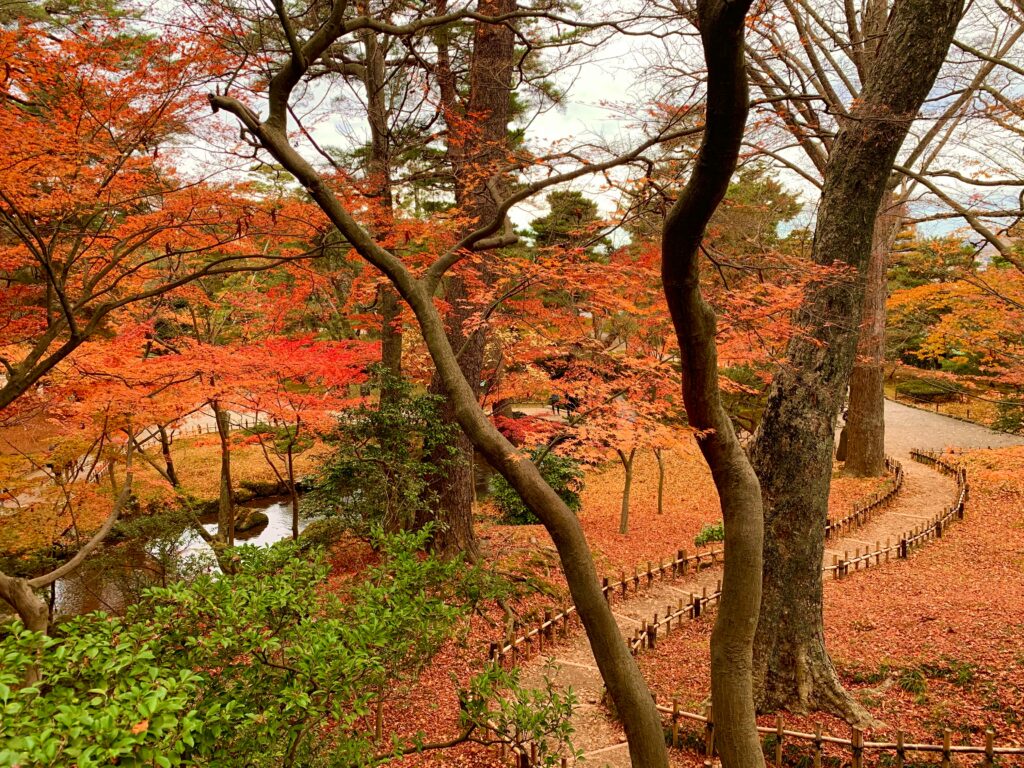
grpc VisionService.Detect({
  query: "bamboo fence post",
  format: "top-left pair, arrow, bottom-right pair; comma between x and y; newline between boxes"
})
896,730 -> 905,768
543,609 -> 553,643
602,577 -> 609,602
679,549 -> 688,575
813,724 -> 822,768
704,704 -> 715,760
620,570 -> 626,598
649,614 -> 657,649
984,729 -> 995,767
941,728 -> 952,768
672,698 -> 680,747
851,726 -> 863,768
775,713 -> 784,766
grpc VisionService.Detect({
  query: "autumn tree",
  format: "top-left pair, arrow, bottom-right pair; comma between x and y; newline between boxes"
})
747,0 -> 965,722
743,0 -> 1024,475
201,2 -> 708,761
0,19 -> 329,418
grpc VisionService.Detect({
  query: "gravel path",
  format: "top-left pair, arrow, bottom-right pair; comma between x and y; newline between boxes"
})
515,402 -> 1023,767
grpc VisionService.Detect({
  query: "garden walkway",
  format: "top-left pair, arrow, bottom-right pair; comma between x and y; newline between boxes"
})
515,400 -> 1024,767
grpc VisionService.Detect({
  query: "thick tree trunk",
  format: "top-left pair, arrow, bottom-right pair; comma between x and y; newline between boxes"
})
617,448 -> 635,535
0,574 -> 49,634
421,0 -> 514,558
750,0 -> 963,723
845,192 -> 903,476
661,2 -> 765,765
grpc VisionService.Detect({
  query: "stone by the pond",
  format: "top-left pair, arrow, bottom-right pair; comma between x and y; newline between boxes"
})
235,509 -> 270,532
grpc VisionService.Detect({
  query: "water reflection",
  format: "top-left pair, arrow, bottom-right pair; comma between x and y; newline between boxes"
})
52,497 -> 308,619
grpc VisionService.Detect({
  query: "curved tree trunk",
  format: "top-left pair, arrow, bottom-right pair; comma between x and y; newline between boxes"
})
0,470 -> 131,681
662,2 -> 765,765
219,127 -> 671,768
845,191 -> 903,476
750,0 -> 964,723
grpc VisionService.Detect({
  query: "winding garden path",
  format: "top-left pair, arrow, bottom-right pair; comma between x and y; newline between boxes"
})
516,400 -> 1024,767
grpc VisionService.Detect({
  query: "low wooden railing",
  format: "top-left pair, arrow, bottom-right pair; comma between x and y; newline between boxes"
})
485,451 -> 1011,766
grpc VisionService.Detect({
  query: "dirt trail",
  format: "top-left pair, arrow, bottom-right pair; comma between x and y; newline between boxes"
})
517,401 -> 1024,767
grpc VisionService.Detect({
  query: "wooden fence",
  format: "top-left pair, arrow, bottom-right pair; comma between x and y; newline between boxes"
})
825,456 -> 903,540
485,452 -> 1017,766
656,703 -> 1024,767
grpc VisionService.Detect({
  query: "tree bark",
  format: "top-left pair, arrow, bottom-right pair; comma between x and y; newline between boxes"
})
749,0 -> 964,723
0,469 -> 131,681
359,20 -> 404,405
288,442 -> 300,540
212,401 -> 235,546
158,426 -> 180,487
655,447 -> 665,516
845,191 -> 903,476
211,114 -> 670,768
423,0 -> 515,558
661,1 -> 765,765
617,447 -> 636,535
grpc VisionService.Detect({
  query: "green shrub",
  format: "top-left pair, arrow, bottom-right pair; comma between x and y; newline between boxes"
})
993,399 -> 1024,434
490,447 -> 584,525
694,522 -> 725,548
0,533 -> 575,767
307,369 -> 457,536
895,376 -> 962,403
897,667 -> 928,696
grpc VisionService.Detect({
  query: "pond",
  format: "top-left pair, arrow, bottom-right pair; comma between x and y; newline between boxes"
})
51,497 -> 309,619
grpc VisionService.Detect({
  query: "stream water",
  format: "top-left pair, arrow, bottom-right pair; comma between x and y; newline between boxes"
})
51,497 -> 306,619
41,455 -> 497,620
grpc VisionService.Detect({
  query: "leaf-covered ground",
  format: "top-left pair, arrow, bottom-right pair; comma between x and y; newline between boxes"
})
637,445 -> 1024,765
354,445 -> 887,767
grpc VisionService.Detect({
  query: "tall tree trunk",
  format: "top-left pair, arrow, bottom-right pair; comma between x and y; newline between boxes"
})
661,2 -> 765,765
379,285 -> 403,400
359,19 -> 404,404
617,447 -> 636,534
423,0 -> 515,558
210,17 -> 667,760
213,401 -> 235,546
288,442 -> 299,540
749,0 -> 964,723
845,191 -> 903,476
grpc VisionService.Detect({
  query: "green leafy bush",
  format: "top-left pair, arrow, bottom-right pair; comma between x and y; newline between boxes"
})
993,399 -> 1024,434
0,532 -> 576,767
307,369 -> 458,536
895,376 -> 963,404
694,522 -> 725,548
490,447 -> 584,525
